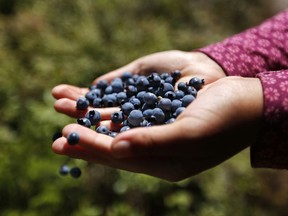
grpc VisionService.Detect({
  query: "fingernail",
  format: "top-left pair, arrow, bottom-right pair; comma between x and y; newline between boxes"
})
112,140 -> 131,158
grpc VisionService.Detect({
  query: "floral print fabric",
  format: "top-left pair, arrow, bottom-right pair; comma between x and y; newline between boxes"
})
198,9 -> 288,169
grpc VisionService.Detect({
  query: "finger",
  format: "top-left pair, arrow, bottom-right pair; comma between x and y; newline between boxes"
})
54,98 -> 120,119
52,136 -> 110,164
52,84 -> 89,100
110,120 -> 191,158
93,63 -> 139,84
61,124 -> 114,156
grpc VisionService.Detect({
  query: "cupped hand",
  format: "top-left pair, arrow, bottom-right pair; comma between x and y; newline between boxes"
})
51,51 -> 225,119
52,76 -> 263,181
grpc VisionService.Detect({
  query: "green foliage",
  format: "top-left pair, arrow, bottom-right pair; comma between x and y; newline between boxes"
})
0,0 -> 288,215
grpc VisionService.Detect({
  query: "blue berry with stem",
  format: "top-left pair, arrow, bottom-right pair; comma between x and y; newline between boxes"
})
188,77 -> 205,90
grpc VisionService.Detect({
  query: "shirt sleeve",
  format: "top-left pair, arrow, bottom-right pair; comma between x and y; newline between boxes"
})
197,10 -> 288,169
198,9 -> 288,77
252,70 -> 288,169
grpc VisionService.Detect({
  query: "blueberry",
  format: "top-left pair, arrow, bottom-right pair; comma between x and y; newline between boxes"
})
188,77 -> 205,90
102,94 -> 117,107
181,95 -> 195,107
143,92 -> 157,105
85,89 -> 102,103
52,131 -> 62,142
96,125 -> 110,135
111,111 -> 125,124
186,86 -> 197,97
174,90 -> 185,100
85,110 -> 101,125
165,118 -> 176,124
129,97 -> 141,109
164,91 -> 176,100
126,85 -> 138,98
59,165 -> 70,176
158,98 -> 172,111
109,131 -> 118,138
93,97 -> 103,108
96,80 -> 109,90
135,76 -> 150,92
111,79 -> 124,93
120,125 -> 131,133
70,167 -> 82,178
104,85 -> 113,94
147,73 -> 161,87
177,82 -> 188,92
76,97 -> 89,110
121,102 -> 135,116
77,118 -> 91,128
172,70 -> 181,81
174,107 -> 185,118
67,132 -> 80,145
171,99 -> 182,112
127,110 -> 143,127
116,92 -> 128,104
121,71 -> 133,81
152,108 -> 165,124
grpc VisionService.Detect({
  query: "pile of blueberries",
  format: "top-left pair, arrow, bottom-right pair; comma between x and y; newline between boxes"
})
75,70 -> 204,136
56,70 -> 204,178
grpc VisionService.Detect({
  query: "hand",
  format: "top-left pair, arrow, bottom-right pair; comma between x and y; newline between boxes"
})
52,76 -> 263,182
51,51 -> 226,118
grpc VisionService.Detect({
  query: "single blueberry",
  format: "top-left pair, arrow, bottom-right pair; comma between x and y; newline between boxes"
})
59,165 -> 70,176
188,77 -> 205,90
67,132 -> 80,145
96,125 -> 110,135
76,97 -> 89,110
70,167 -> 82,178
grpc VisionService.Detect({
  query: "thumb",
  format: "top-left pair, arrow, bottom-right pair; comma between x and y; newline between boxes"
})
111,121 -> 186,158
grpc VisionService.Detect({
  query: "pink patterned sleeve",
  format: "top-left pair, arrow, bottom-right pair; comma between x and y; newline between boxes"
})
197,10 -> 288,169
198,9 -> 288,77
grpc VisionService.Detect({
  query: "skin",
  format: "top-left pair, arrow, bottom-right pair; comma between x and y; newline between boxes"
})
51,51 -> 263,182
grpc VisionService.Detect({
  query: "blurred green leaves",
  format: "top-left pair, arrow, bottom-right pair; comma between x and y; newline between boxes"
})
0,0 -> 287,215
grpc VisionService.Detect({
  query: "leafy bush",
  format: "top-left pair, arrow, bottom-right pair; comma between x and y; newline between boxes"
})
0,0 -> 287,215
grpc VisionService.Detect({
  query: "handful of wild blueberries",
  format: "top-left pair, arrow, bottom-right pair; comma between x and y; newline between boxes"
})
75,70 -> 204,135
55,70 -> 204,178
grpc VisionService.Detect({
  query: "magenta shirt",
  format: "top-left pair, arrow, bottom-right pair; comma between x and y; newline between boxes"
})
198,9 -> 288,169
